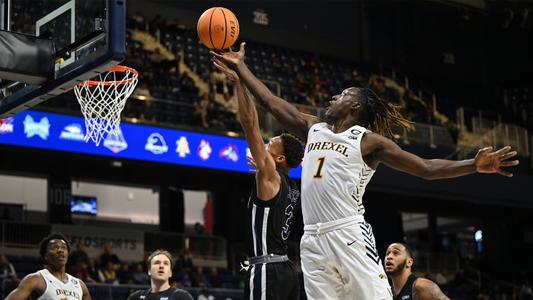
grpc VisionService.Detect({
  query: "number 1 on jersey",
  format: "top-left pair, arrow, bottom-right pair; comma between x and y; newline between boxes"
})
313,157 -> 326,178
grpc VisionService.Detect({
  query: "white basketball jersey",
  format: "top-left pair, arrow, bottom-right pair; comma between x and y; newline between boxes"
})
301,123 -> 375,225
37,269 -> 83,300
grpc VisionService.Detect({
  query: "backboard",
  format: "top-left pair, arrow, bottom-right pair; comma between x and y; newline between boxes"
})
0,0 -> 126,118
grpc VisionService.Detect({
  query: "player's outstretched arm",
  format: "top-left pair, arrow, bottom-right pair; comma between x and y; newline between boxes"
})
5,273 -> 44,300
412,278 -> 450,300
364,133 -> 519,180
213,60 -> 280,201
211,43 -> 319,140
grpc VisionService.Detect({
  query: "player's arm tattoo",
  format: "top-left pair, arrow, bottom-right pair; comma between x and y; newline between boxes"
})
412,278 -> 450,300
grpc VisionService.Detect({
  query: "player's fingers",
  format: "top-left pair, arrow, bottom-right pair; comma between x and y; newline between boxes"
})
213,59 -> 230,71
214,57 -> 230,67
212,57 -> 223,65
500,151 -> 518,160
240,42 -> 246,52
213,62 -> 231,76
478,146 -> 493,155
213,60 -> 224,70
493,145 -> 512,156
500,160 -> 519,167
497,168 -> 513,177
209,50 -> 225,59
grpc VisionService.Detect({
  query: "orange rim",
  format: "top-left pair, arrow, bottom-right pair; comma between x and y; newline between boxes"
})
81,65 -> 139,87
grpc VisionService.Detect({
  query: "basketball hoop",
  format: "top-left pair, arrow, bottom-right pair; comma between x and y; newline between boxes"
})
74,65 -> 138,146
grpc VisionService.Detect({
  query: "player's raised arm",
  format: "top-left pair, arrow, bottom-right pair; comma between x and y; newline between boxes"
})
213,59 -> 281,200
364,133 -> 519,180
211,43 -> 320,141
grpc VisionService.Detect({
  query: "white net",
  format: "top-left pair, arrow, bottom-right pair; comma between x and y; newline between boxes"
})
74,66 -> 138,146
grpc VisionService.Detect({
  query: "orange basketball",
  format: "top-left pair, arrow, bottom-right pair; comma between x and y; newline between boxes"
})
197,7 -> 240,50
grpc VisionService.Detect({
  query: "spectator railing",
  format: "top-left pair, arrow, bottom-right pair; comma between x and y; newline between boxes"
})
40,87 -> 528,158
400,123 -> 456,148
127,93 -> 457,150
258,101 -> 457,149
0,221 -> 51,250
0,221 -> 227,262
457,107 -> 531,157
186,234 -> 227,261
381,66 -> 410,92
415,251 -> 460,275
144,231 -> 186,254
379,65 -> 437,107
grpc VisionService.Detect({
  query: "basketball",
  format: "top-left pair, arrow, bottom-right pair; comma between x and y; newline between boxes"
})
197,7 -> 240,50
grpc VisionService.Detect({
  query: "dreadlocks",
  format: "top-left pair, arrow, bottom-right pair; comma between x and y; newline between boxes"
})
359,88 -> 413,137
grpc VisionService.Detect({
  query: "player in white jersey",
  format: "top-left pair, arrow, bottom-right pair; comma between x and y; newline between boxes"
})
6,233 -> 91,300
212,43 -> 519,300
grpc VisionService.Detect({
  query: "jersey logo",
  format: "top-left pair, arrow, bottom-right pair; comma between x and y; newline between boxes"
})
351,129 -> 361,135
349,129 -> 362,140
160,297 -> 169,300
347,239 -> 357,246
281,188 -> 300,240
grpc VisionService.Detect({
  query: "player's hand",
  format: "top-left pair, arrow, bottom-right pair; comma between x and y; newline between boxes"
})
210,42 -> 246,69
213,59 -> 239,82
247,155 -> 257,174
475,146 -> 519,177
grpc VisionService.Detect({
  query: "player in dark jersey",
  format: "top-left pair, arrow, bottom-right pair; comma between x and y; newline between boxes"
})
127,249 -> 192,300
385,243 -> 450,300
214,57 -> 304,299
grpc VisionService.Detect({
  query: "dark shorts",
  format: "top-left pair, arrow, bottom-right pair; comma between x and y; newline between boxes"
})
244,260 -> 300,300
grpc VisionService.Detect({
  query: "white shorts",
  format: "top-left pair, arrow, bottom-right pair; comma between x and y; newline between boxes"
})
300,215 -> 393,300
